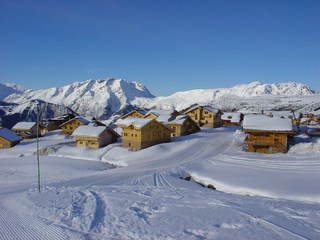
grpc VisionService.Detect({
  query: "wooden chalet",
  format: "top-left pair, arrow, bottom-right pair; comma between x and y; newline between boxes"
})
166,115 -> 200,137
60,116 -> 91,135
12,122 -> 41,139
144,110 -> 180,120
243,115 -> 294,154
72,126 -> 120,149
120,109 -> 148,120
144,109 -> 199,137
42,114 -> 75,132
221,112 -> 243,127
184,106 -> 222,128
117,118 -> 172,150
0,127 -> 22,148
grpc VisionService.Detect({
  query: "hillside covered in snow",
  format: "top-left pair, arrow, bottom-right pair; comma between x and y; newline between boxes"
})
0,127 -> 319,239
135,81 -> 319,113
1,80 -> 319,126
2,79 -> 154,118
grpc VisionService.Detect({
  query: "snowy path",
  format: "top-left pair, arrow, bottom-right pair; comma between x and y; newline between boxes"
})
0,128 -> 319,239
0,201 -> 74,240
54,129 -> 233,188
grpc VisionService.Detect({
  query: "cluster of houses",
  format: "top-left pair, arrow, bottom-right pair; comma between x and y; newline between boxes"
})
1,105 -> 319,154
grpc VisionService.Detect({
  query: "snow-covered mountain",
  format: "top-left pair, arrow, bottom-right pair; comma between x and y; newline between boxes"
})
134,81 -> 318,112
0,83 -> 29,100
3,79 -> 154,119
0,99 -> 76,128
226,81 -> 315,96
1,79 -> 319,124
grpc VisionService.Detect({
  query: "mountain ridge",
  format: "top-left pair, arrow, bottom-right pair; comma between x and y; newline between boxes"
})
3,78 -> 154,118
0,79 -> 319,126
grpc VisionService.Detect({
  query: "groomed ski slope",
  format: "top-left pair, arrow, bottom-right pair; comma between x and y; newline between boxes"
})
0,128 -> 319,239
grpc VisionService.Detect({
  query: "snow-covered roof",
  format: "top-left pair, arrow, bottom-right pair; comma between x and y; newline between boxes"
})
12,122 -> 36,130
167,115 -> 188,124
155,114 -> 172,123
49,115 -> 69,121
75,116 -> 91,124
221,112 -> 241,122
264,111 -> 295,119
121,109 -> 148,118
61,116 -> 91,126
145,110 -> 181,123
243,114 -> 293,132
0,127 -> 22,142
185,106 -> 219,114
72,126 -> 107,137
202,106 -> 219,114
146,109 -> 174,117
117,117 -> 152,128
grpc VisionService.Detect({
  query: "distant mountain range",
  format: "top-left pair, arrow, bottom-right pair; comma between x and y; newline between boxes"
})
0,79 -> 319,128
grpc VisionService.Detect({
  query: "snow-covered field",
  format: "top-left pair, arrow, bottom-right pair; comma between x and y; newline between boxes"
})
0,128 -> 320,239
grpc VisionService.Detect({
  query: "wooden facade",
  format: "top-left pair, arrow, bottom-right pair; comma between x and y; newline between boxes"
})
144,110 -> 199,137
43,114 -> 75,132
73,127 -> 120,149
60,117 -> 90,135
184,106 -> 222,128
144,110 -> 180,120
167,116 -> 200,137
221,112 -> 243,127
118,118 -> 172,151
12,122 -> 41,139
0,128 -> 22,148
243,115 -> 294,154
244,130 -> 294,153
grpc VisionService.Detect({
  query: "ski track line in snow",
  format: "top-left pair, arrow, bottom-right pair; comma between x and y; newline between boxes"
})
54,130 -> 235,190
88,191 -> 106,232
231,206 -> 316,240
0,203 -> 68,240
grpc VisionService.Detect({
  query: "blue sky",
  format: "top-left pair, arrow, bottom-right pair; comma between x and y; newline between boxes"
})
0,0 -> 319,96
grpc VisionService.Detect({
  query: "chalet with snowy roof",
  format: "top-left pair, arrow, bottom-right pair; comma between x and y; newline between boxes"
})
60,116 -> 90,135
264,111 -> 295,119
72,126 -> 120,149
120,109 -> 148,120
42,114 -> 75,132
117,118 -> 172,150
243,115 -> 294,154
144,110 -> 180,121
221,112 -> 243,127
0,127 -> 22,148
144,110 -> 199,137
299,110 -> 320,126
166,115 -> 200,137
12,122 -> 41,139
184,106 -> 222,128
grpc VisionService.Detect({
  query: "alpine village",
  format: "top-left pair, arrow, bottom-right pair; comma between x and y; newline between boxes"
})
1,104 -> 320,154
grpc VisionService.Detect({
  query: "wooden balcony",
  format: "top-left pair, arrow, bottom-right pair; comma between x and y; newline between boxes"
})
244,136 -> 274,146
